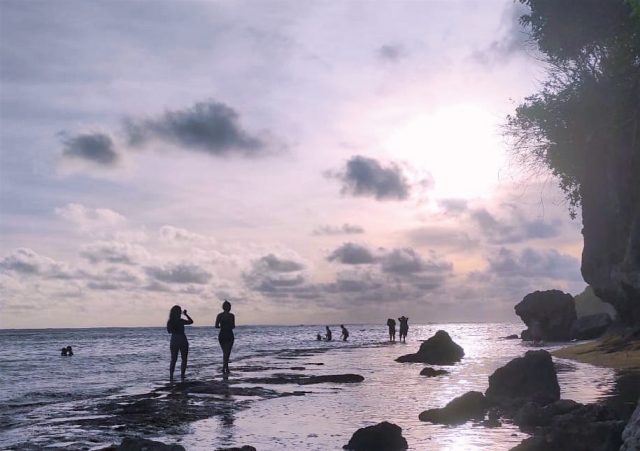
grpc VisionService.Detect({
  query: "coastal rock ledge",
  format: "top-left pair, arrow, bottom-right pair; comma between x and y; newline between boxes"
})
419,391 -> 487,425
343,421 -> 408,451
621,398 -> 640,451
113,437 -> 185,451
515,290 -> 576,342
395,330 -> 464,364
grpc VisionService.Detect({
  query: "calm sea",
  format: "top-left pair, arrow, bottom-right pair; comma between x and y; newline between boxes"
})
0,323 -> 636,450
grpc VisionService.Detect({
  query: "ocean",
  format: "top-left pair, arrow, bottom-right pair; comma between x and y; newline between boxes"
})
1,323 -> 637,450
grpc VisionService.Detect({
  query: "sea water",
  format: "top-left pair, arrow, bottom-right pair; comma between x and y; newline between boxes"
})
0,323 -> 635,450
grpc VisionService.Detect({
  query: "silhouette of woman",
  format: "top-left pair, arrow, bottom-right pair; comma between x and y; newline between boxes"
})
325,326 -> 332,341
398,316 -> 409,343
167,305 -> 193,381
386,318 -> 396,342
215,300 -> 235,374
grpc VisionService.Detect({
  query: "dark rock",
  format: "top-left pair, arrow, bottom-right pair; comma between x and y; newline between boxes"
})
418,391 -> 488,425
514,290 -> 577,341
395,330 -> 464,364
621,397 -> 640,451
520,329 -> 532,341
419,367 -> 449,377
570,313 -> 612,340
299,374 -> 364,385
217,447 -> 257,451
503,334 -> 519,340
116,438 -> 185,451
485,350 -> 560,407
343,421 -> 408,450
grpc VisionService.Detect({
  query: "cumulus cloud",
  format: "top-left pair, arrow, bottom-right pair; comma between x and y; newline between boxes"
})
377,44 -> 406,62
243,253 -> 308,296
408,226 -> 477,249
125,100 -> 275,157
328,155 -> 410,200
145,263 -> 212,284
55,203 -> 127,232
256,254 -> 305,272
0,248 -> 76,279
312,223 -> 365,236
380,248 -> 452,275
60,132 -> 119,167
487,247 -> 582,281
438,198 -> 469,215
80,241 -> 149,265
327,243 -> 377,264
159,225 -> 206,243
471,208 -> 561,244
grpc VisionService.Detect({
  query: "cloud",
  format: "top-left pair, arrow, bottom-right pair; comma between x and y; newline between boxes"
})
80,241 -> 149,265
438,198 -> 469,215
407,226 -> 477,249
159,225 -> 206,243
0,248 -> 56,275
327,243 -> 377,264
243,253 -> 308,296
55,203 -> 127,232
60,132 -> 119,167
125,100 -> 275,157
145,263 -> 212,284
377,44 -> 406,62
487,247 -> 582,281
256,254 -> 305,272
312,223 -> 365,236
471,208 -> 561,244
328,155 -> 410,201
380,248 -> 453,276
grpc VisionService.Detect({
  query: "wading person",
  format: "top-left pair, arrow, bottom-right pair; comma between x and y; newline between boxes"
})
325,326 -> 332,341
340,325 -> 349,341
398,316 -> 409,343
167,305 -> 193,381
215,300 -> 235,374
386,318 -> 396,342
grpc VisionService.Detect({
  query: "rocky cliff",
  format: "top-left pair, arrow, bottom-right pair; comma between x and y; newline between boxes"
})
580,132 -> 640,325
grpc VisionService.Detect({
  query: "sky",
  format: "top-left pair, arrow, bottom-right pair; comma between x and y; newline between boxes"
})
0,0 -> 587,329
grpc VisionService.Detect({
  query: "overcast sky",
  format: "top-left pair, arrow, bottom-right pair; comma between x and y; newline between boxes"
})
0,0 -> 586,328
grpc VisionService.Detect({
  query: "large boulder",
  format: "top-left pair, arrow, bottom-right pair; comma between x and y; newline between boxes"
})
116,438 -> 185,451
515,290 -> 577,341
343,421 -> 408,451
621,398 -> 640,451
485,350 -> 560,407
418,391 -> 487,425
395,330 -> 464,364
419,367 -> 448,377
570,313 -> 612,340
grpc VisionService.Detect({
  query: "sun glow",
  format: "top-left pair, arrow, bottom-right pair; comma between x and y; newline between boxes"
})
385,104 -> 506,200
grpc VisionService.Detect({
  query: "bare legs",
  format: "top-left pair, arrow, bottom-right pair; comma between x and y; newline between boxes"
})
220,339 -> 234,374
169,336 -> 189,381
170,348 -> 178,381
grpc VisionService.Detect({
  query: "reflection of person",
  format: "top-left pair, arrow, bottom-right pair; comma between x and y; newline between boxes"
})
215,300 -> 235,374
340,325 -> 349,341
325,326 -> 332,341
398,316 -> 409,343
167,305 -> 193,381
386,318 -> 396,342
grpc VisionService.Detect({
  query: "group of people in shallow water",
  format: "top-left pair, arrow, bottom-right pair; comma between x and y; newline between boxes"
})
166,300 -> 235,381
387,316 -> 409,342
60,345 -> 73,356
316,325 -> 349,342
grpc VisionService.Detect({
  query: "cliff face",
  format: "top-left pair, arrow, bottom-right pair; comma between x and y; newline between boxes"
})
580,128 -> 640,325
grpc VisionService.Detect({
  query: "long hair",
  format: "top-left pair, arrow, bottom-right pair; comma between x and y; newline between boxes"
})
222,300 -> 231,312
167,305 -> 182,333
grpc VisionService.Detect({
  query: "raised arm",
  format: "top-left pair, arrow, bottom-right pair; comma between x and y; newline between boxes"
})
183,309 -> 194,325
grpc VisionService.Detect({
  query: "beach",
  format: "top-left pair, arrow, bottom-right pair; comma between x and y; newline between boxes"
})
2,323 -> 639,450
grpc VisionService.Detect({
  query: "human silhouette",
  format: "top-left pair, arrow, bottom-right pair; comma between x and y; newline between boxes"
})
340,325 -> 349,341
325,326 -> 332,341
316,333 -> 322,341
167,305 -> 193,381
215,300 -> 235,374
386,318 -> 396,342
60,347 -> 68,356
66,346 -> 73,356
398,316 -> 409,343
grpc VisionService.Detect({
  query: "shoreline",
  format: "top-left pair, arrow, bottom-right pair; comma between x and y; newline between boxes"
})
552,333 -> 640,370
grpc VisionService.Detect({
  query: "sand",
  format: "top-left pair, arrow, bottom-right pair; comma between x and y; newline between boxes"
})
552,332 -> 640,370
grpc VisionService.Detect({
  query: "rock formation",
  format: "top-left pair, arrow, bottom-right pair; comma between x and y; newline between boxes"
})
395,330 -> 464,364
570,313 -> 613,340
418,391 -> 488,425
515,290 -> 576,341
574,286 -> 617,319
419,367 -> 449,377
342,421 -> 408,451
115,438 -> 185,451
621,398 -> 640,451
485,350 -> 560,407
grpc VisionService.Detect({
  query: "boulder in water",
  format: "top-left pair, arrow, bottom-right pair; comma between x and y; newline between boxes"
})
116,438 -> 185,451
419,367 -> 449,377
395,330 -> 464,364
485,350 -> 560,407
343,421 -> 408,450
570,313 -> 612,340
418,391 -> 487,425
514,290 -> 576,341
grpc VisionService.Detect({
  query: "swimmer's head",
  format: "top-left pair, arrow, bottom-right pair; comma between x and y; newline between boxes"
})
222,300 -> 231,312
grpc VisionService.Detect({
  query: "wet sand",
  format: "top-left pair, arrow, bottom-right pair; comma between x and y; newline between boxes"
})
552,333 -> 640,370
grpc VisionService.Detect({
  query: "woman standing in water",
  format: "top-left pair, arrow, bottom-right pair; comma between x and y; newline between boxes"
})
215,300 -> 235,374
167,305 -> 193,381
